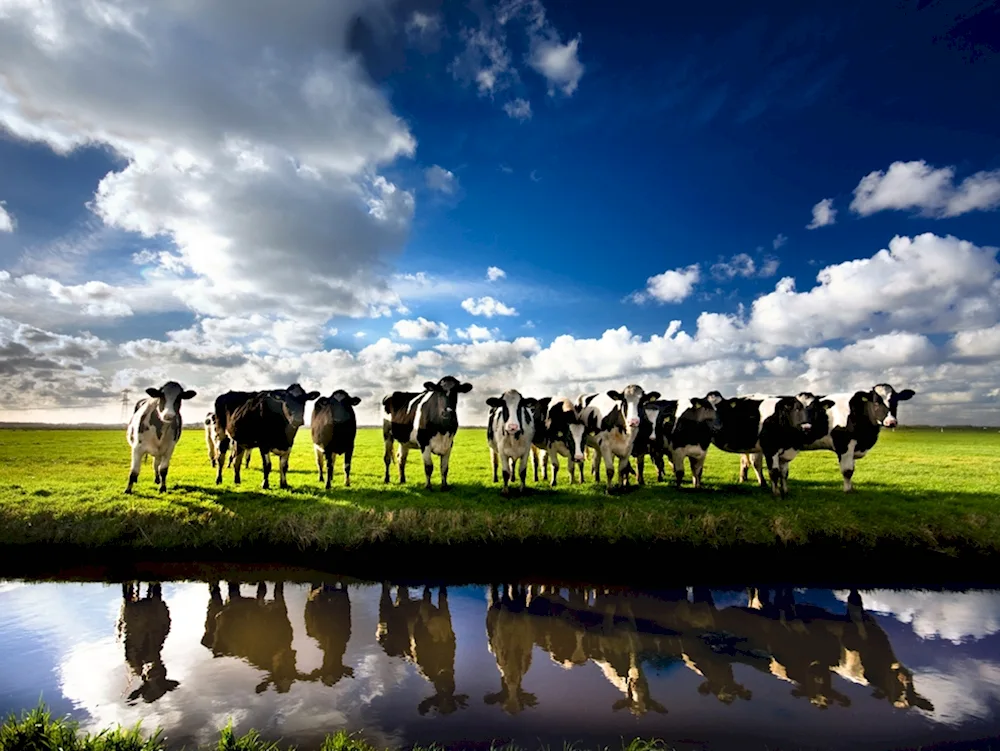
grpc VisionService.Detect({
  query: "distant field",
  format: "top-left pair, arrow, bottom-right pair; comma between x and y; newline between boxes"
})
1,426 -> 999,566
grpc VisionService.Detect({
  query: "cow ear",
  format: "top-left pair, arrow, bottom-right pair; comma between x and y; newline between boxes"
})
350,396 -> 362,406
522,398 -> 538,408
181,390 -> 197,399
821,399 -> 836,409
538,397 -> 552,412
145,387 -> 161,399
607,390 -> 623,400
690,397 -> 702,407
486,397 -> 503,408
645,391 -> 661,402
457,382 -> 473,393
423,381 -> 439,392
306,391 -> 321,401
897,389 -> 915,400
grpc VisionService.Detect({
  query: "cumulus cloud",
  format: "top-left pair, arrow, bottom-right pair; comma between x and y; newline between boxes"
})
456,324 -> 498,341
628,264 -> 701,304
391,317 -> 450,340
772,233 -> 787,250
710,253 -> 780,281
851,160 -> 1000,218
503,98 -> 532,120
807,197 -> 837,229
425,165 -> 458,194
0,0 -> 418,326
486,266 -> 506,281
529,35 -> 584,96
0,201 -> 14,232
461,296 -> 518,317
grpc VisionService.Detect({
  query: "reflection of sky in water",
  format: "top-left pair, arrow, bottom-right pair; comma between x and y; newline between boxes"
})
1,582 -> 999,751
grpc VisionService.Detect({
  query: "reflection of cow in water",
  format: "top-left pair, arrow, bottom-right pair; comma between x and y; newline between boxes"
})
376,583 -> 469,715
303,582 -> 354,686
485,585 -> 538,714
202,581 -> 311,694
485,584 -> 932,716
116,581 -> 179,704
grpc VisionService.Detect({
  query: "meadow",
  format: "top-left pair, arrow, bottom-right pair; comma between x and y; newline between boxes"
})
1,425 -> 999,579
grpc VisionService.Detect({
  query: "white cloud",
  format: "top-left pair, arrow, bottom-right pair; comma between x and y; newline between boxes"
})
529,169 -> 541,182
772,233 -> 787,250
850,160 -> 1000,218
529,34 -> 584,96
806,197 -> 837,229
0,201 -> 14,232
456,324 -> 498,341
499,164 -> 514,174
503,98 -> 532,120
461,296 -> 518,317
391,317 -> 449,340
710,253 -> 780,281
0,0 -> 418,325
628,264 -> 700,304
405,11 -> 440,39
425,165 -> 457,195
951,324 -> 1000,360
486,266 -> 506,281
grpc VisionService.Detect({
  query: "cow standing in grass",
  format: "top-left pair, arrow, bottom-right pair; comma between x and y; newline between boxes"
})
382,375 -> 473,491
631,399 -> 679,485
486,389 -> 539,496
124,381 -> 196,494
668,397 -> 721,489
311,389 -> 361,489
528,397 -> 553,483
540,398 -> 589,487
578,385 -> 660,493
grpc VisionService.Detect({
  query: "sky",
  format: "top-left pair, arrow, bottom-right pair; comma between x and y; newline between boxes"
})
0,0 -> 999,426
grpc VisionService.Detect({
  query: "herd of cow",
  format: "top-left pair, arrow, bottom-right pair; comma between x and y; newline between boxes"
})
123,374 -> 915,498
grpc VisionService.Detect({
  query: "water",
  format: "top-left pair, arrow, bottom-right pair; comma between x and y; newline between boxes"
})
2,576 -> 1000,751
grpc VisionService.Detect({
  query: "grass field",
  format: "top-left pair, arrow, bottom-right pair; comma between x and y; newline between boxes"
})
1,425 -> 1000,568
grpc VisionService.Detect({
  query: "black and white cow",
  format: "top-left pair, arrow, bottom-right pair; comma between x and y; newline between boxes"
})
382,375 -> 474,490
311,389 -> 361,489
738,384 -> 915,492
666,397 -> 719,489
124,381 -> 197,494
577,385 -> 661,493
736,392 -> 830,486
206,412 -> 250,469
707,392 -> 815,498
485,389 -> 539,496
540,398 -> 590,487
631,399 -> 679,485
213,383 -> 320,489
528,397 -> 553,483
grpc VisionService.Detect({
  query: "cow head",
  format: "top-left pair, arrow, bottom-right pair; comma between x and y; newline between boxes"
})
144,382 -> 196,423
795,392 -> 834,438
278,383 -> 321,429
486,389 -> 537,436
548,399 -> 588,461
853,389 -> 891,428
647,400 -> 679,446
873,383 -> 915,428
687,396 -> 721,432
607,385 -> 660,429
775,396 -> 812,433
324,389 -> 361,422
423,375 -> 473,412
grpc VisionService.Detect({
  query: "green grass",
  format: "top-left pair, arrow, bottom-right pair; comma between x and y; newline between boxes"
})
0,703 -> 672,751
0,426 -> 999,562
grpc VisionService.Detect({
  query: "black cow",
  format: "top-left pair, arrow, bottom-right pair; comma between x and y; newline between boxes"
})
631,399 -> 679,485
303,583 -> 354,686
382,375 -> 473,490
529,397 -> 553,482
707,392 -> 818,498
116,582 -> 179,704
311,389 -> 361,489
214,384 -> 320,489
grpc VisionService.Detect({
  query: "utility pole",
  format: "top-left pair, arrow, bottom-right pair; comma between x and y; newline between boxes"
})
120,389 -> 131,423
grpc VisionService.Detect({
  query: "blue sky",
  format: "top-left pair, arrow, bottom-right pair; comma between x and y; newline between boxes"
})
0,0 -> 999,424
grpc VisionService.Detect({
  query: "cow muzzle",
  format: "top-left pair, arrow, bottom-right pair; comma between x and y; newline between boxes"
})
505,421 -> 520,434
574,452 -> 585,461
627,417 -> 640,428
883,416 -> 897,428
800,423 -> 811,431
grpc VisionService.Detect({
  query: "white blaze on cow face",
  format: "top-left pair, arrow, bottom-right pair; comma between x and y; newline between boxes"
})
500,389 -> 527,434
568,423 -> 586,461
644,404 -> 661,443
145,382 -> 195,424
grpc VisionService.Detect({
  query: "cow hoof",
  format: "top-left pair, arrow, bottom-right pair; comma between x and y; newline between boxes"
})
280,484 -> 289,490
123,487 -> 133,495
158,486 -> 167,494
441,483 -> 451,492
424,483 -> 433,491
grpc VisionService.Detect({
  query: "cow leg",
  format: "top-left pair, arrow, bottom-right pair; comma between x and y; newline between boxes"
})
591,447 -> 601,483
671,450 -> 685,488
316,447 -> 325,483
839,444 -> 857,492
422,446 -> 435,490
531,445 -> 539,482
490,447 -> 499,483
244,450 -> 251,468
550,452 -> 560,487
157,443 -> 177,493
500,451 -> 511,496
153,455 -> 161,485
576,459 -> 586,484
326,452 -> 335,491
690,452 -> 707,489
653,450 -> 666,482
344,449 -> 353,488
440,449 -> 452,491
541,449 -> 548,480
260,452 -> 272,490
602,447 -> 616,494
217,437 -> 230,484
636,454 -> 645,486
383,437 -> 393,484
233,447 -> 246,485
124,444 -> 144,494
748,452 -> 764,487
518,452 -> 528,493
278,450 -> 290,490
767,454 -> 784,498
399,445 -> 409,484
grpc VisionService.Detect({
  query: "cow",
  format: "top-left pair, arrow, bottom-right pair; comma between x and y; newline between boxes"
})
206,412 -> 251,469
528,397 -> 553,483
631,399 -> 679,485
739,384 -> 915,492
213,384 -> 320,489
116,582 -> 179,704
303,582 -> 354,686
381,375 -> 473,491
665,396 -> 718,489
485,389 -> 539,496
484,584 -> 538,714
707,392 -> 816,498
539,398 -> 590,487
736,392 -> 829,486
577,385 -> 661,493
311,389 -> 361,489
124,381 -> 197,494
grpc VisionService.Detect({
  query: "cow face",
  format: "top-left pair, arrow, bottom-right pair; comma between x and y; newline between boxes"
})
144,382 -> 196,423
278,384 -> 321,428
854,390 -> 891,427
688,397 -> 720,431
423,375 -> 474,412
486,389 -> 537,436
607,385 -> 660,429
326,389 -> 361,421
777,396 -> 812,432
548,400 -> 587,461
873,383 -> 915,428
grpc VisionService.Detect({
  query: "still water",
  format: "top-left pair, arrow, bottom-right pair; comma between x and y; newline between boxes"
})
2,577 -> 1000,750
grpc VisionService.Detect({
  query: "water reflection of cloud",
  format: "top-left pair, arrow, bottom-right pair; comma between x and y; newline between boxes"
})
834,589 -> 1000,644
910,660 -> 1000,727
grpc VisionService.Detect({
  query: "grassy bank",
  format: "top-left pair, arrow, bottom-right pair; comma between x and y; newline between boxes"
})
1,427 -> 999,580
0,704 -> 666,751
